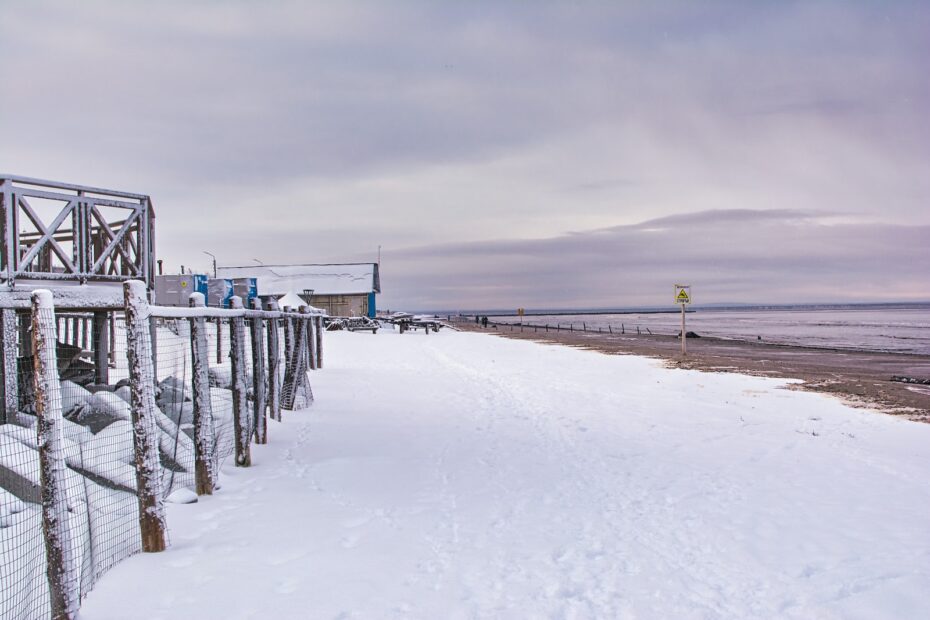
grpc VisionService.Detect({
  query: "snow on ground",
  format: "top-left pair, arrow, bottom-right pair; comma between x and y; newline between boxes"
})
79,330 -> 930,620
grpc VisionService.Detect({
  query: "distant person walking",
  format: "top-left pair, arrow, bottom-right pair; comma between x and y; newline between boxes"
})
481,316 -> 488,328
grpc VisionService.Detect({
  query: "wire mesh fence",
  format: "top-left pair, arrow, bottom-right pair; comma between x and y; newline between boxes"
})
0,293 -> 320,620
2,308 -> 143,620
1,333 -> 47,619
205,318 -> 236,465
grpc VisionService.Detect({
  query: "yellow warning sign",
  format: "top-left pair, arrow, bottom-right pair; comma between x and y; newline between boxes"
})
675,285 -> 691,305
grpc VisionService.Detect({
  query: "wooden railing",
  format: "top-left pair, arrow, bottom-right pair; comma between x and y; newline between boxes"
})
0,175 -> 155,288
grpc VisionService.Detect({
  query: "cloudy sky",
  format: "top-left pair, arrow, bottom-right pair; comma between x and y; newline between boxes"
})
1,1 -> 927,310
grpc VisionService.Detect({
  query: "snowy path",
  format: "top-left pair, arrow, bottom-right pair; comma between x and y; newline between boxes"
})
81,330 -> 930,619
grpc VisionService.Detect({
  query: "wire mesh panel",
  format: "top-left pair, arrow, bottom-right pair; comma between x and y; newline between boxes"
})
1,320 -> 48,619
152,318 -> 196,496
267,316 -> 285,422
280,317 -> 313,411
2,307 -> 145,620
205,318 -> 236,466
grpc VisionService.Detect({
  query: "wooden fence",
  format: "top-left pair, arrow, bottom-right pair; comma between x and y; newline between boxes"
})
460,316 -> 655,336
4,281 -> 324,620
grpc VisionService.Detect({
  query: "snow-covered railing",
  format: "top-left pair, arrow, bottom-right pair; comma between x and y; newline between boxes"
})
0,281 -> 325,620
0,175 -> 155,289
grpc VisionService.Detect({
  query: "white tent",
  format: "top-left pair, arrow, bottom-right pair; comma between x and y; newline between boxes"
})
277,291 -> 307,310
277,292 -> 326,315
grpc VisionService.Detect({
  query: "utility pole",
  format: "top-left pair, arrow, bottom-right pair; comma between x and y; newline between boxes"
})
203,251 -> 217,277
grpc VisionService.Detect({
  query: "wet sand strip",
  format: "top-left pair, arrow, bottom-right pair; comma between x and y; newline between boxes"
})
457,321 -> 930,422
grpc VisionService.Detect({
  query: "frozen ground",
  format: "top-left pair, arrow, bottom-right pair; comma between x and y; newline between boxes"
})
80,330 -> 930,619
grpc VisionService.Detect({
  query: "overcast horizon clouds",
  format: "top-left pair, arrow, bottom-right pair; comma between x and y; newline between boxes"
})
2,1 -> 928,309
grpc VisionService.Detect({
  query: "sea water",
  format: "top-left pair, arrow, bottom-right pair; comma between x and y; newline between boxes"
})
488,305 -> 930,355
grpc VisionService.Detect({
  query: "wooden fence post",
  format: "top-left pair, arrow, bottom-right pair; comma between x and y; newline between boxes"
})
315,315 -> 323,369
31,290 -> 78,620
108,312 -> 116,366
188,293 -> 216,495
122,280 -> 167,553
250,299 -> 267,444
148,313 -> 158,381
215,317 -> 223,365
265,300 -> 282,421
304,307 -> 317,371
282,309 -> 294,367
229,296 -> 251,466
311,314 -> 320,368
92,311 -> 109,385
0,308 -> 18,424
80,317 -> 88,350
298,306 -> 309,368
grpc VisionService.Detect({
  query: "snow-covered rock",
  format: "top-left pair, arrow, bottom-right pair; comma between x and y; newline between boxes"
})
0,487 -> 30,528
209,366 -> 232,389
166,488 -> 198,504
77,392 -> 132,433
161,400 -> 194,427
66,422 -> 138,493
157,381 -> 194,427
60,380 -> 92,418
114,385 -> 132,404
61,418 -> 94,445
160,376 -> 187,392
85,421 -> 135,466
0,424 -> 36,448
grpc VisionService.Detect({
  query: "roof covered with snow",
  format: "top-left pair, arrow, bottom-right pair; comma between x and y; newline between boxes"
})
217,263 -> 380,296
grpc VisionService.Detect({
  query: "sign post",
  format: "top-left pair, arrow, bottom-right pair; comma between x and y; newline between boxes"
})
674,284 -> 691,355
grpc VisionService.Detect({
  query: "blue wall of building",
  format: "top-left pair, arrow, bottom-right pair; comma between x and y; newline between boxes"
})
368,292 -> 377,318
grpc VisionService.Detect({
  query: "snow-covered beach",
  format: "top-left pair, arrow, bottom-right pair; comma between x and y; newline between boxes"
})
80,329 -> 930,619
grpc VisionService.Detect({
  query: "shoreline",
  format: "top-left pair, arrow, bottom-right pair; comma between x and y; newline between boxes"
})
454,321 -> 930,422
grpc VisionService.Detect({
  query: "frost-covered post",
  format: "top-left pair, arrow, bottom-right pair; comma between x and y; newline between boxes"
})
31,290 -> 78,620
0,308 -> 18,424
315,315 -> 323,369
188,293 -> 216,495
80,317 -> 88,350
265,300 -> 282,422
92,311 -> 109,385
215,317 -> 223,365
229,296 -> 251,466
304,307 -> 317,371
300,306 -> 316,371
250,298 -> 267,444
123,280 -> 168,553
309,312 -> 319,371
283,309 -> 294,363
